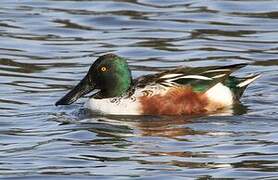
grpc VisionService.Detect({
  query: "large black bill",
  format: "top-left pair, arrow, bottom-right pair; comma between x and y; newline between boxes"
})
55,75 -> 95,106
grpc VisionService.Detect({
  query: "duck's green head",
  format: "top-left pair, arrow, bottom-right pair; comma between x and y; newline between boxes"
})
55,54 -> 132,106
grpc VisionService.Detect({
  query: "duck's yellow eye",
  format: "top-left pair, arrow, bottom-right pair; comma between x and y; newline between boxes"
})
100,66 -> 107,72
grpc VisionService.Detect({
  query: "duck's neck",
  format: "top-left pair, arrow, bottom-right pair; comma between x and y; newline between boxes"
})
104,78 -> 132,98
99,68 -> 133,98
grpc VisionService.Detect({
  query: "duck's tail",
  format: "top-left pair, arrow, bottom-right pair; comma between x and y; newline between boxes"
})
224,74 -> 261,100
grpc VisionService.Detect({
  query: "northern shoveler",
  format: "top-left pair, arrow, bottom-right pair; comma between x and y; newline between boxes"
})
55,54 -> 261,115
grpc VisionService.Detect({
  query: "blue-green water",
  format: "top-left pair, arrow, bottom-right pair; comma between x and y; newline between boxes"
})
0,0 -> 278,179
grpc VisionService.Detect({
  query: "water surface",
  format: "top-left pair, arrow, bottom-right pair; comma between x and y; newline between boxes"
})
1,0 -> 278,179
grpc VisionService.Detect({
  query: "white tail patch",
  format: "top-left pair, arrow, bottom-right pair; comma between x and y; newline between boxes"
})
237,74 -> 261,88
205,83 -> 234,109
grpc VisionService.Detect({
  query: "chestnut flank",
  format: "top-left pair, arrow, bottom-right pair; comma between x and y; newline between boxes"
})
139,87 -> 209,115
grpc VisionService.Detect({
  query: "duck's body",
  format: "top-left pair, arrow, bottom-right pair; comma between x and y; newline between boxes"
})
86,83 -> 231,115
56,54 -> 260,115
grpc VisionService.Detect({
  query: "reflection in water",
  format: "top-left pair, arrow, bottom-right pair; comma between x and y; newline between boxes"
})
70,112 -> 278,174
0,0 -> 278,179
86,115 -> 201,139
136,117 -> 199,138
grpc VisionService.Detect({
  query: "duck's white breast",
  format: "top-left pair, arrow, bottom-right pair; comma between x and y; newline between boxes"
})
85,97 -> 142,115
86,84 -> 169,115
204,83 -> 234,111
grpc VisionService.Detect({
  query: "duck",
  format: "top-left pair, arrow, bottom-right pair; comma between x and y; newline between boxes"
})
55,53 -> 261,115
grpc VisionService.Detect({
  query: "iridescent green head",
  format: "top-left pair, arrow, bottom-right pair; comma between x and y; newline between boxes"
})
56,54 -> 132,105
